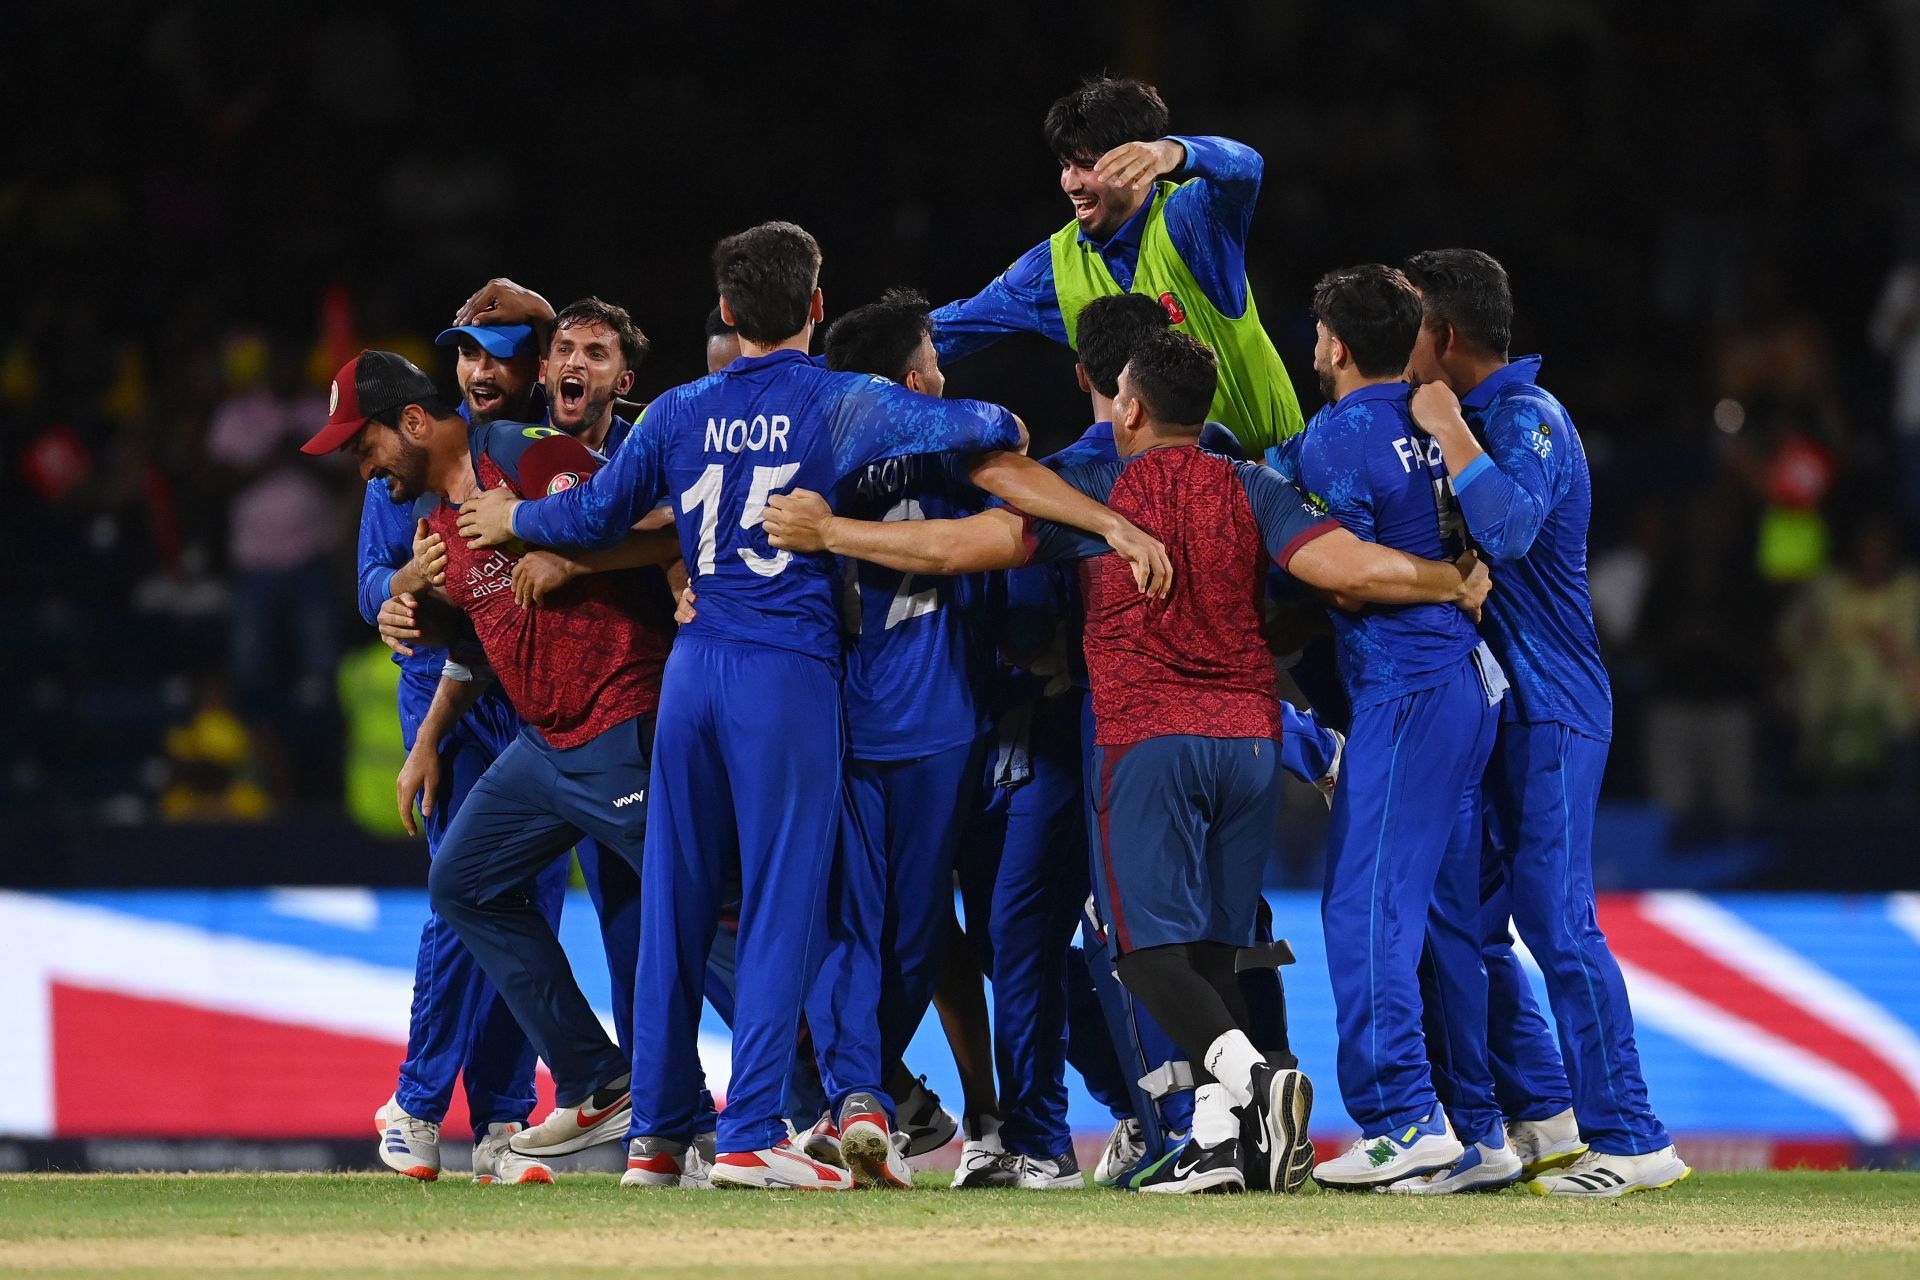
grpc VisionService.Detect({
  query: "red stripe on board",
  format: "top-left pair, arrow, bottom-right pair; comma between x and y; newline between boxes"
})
1597,897 -> 1920,1137
50,983 -> 556,1140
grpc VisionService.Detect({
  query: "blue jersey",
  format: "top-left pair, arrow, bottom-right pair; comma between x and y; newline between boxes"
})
931,136 -> 1264,359
1292,382 -> 1479,712
834,452 -> 989,760
356,478 -> 448,682
511,348 -> 1022,663
1451,356 -> 1610,739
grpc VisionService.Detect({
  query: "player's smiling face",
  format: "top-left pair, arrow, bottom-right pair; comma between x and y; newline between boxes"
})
1060,154 -> 1134,240
349,420 -> 430,504
457,340 -> 539,424
545,320 -> 634,434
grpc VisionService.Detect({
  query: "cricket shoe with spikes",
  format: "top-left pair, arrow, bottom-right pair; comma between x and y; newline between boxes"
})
837,1092 -> 913,1188
1507,1108 -> 1588,1178
373,1096 -> 439,1181
1388,1138 -> 1522,1194
1529,1146 -> 1692,1198
710,1139 -> 854,1191
801,1113 -> 845,1169
471,1123 -> 554,1185
1313,1109 -> 1463,1191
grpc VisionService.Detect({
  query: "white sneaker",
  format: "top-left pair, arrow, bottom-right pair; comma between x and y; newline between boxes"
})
1313,729 -> 1346,808
1388,1138 -> 1522,1194
1312,1111 -> 1463,1191
800,1112 -> 845,1169
373,1096 -> 440,1181
1507,1108 -> 1588,1178
950,1118 -> 1013,1189
710,1139 -> 854,1191
1529,1145 -> 1692,1198
1094,1118 -> 1145,1186
1009,1150 -> 1084,1190
472,1122 -> 554,1185
509,1078 -> 631,1157
836,1093 -> 914,1189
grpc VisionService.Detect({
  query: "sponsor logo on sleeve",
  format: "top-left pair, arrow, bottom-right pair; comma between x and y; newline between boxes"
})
547,472 -> 580,495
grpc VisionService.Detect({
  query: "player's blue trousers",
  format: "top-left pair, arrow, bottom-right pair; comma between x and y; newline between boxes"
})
1322,659 -> 1501,1144
633,639 -> 841,1153
426,714 -> 650,1107
1280,701 -> 1340,786
955,690 -> 1089,1158
808,735 -> 986,1119
397,680 -> 562,1127
1476,722 -> 1670,1156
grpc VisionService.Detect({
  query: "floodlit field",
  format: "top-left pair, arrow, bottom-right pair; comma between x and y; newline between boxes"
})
0,1171 -> 1915,1278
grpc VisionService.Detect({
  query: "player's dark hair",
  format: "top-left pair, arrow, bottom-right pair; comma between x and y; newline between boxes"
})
1123,330 -> 1216,427
1077,294 -> 1171,397
553,296 -> 650,373
824,288 -> 933,382
704,305 -> 735,339
1311,265 -> 1423,377
1401,248 -> 1513,358
1043,76 -> 1170,165
369,394 -> 461,426
712,221 -> 822,346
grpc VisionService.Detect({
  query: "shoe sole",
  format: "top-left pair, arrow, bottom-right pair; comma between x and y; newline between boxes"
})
383,1162 -> 437,1181
1313,1148 -> 1463,1192
1139,1169 -> 1245,1195
1521,1144 -> 1589,1179
1392,1164 -> 1525,1194
1266,1072 -> 1314,1194
839,1122 -> 911,1189
510,1104 -> 632,1158
475,1168 -> 554,1186
1014,1175 -> 1085,1190
1527,1163 -> 1692,1198
710,1171 -> 849,1191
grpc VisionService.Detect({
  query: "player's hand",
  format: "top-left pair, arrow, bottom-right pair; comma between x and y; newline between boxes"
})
764,489 -> 834,553
1453,549 -> 1491,622
675,586 -> 698,626
408,519 -> 448,587
1410,380 -> 1467,439
379,592 -> 424,657
1092,139 -> 1184,194
458,488 -> 521,548
396,742 -> 443,838
452,277 -> 556,329
1104,515 -> 1173,598
511,550 -> 576,607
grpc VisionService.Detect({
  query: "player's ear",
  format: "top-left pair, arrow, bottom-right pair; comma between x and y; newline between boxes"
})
809,288 -> 825,324
903,368 -> 923,393
614,367 -> 636,397
1331,334 -> 1351,372
718,297 -> 735,328
1075,364 -> 1091,394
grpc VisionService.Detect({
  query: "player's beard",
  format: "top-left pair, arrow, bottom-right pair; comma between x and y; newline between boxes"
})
1314,355 -> 1337,405
381,437 -> 431,504
554,389 -> 615,438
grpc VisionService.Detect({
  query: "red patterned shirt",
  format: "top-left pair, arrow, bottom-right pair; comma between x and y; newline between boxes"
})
1022,444 -> 1336,747
421,421 -> 674,749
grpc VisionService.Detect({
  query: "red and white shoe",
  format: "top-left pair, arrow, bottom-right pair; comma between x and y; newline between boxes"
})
509,1078 -> 631,1157
709,1139 -> 854,1191
801,1113 -> 845,1169
621,1135 -> 710,1189
837,1092 -> 913,1189
373,1096 -> 440,1181
472,1123 -> 554,1185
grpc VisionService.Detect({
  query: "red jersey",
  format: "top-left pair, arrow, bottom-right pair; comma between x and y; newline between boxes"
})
1022,444 -> 1336,747
421,421 -> 674,749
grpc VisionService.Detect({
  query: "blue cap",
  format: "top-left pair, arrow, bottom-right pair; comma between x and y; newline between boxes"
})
434,324 -> 535,358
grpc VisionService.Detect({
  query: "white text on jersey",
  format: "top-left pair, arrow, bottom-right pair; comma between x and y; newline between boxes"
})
705,415 -> 791,454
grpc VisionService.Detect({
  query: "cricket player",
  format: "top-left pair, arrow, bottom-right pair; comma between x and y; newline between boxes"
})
933,75 -> 1303,454
458,222 -> 1169,1190
1402,248 -> 1690,1197
761,329 -> 1491,1193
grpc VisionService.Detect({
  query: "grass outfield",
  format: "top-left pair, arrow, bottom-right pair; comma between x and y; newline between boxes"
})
0,1171 -> 1914,1278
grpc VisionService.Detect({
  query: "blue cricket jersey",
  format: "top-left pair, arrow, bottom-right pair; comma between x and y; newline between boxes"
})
834,452 -> 990,760
931,136 -> 1264,359
1451,356 -> 1610,740
355,478 -> 449,683
511,349 -> 1022,663
1292,382 -> 1480,712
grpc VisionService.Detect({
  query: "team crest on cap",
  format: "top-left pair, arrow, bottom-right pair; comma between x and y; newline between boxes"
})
329,380 -> 339,415
547,472 -> 580,495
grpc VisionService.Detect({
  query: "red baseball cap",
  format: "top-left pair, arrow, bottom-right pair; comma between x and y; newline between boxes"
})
302,351 -> 444,455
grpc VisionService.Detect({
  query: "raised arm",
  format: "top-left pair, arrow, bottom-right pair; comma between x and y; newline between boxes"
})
1410,380 -> 1551,562
966,450 -> 1171,596
929,242 -> 1067,363
1158,135 -> 1264,318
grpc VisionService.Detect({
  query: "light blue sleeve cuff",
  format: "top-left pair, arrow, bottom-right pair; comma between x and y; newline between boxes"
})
1454,453 -> 1496,494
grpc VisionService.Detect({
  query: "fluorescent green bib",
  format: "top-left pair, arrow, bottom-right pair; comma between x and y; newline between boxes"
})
1050,181 -> 1304,453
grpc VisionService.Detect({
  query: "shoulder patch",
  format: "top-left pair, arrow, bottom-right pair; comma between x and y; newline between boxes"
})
546,471 -> 580,495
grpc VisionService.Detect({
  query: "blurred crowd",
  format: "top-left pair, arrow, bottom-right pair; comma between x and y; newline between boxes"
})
5,1 -> 1918,879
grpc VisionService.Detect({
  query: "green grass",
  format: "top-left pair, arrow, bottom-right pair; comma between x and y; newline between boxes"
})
0,1170 -> 1914,1278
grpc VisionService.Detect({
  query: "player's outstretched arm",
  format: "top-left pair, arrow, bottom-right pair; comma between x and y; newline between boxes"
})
765,489 -> 1029,575
966,450 -> 1172,597
510,525 -> 681,607
1289,530 -> 1491,616
396,669 -> 492,837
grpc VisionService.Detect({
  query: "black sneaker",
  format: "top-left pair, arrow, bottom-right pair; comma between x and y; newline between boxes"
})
1134,1136 -> 1245,1195
895,1075 -> 959,1158
1246,1062 -> 1315,1194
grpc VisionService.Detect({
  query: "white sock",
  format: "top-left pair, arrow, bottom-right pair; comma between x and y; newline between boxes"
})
1192,1084 -> 1238,1147
1203,1029 -> 1261,1108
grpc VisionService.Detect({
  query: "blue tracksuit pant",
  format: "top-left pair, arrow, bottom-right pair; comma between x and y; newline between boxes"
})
632,638 -> 842,1154
1322,658 -> 1501,1144
426,713 -> 650,1107
1477,722 -> 1670,1155
808,735 -> 985,1119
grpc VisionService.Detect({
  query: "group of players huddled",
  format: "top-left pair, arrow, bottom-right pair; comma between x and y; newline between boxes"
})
307,77 -> 1690,1198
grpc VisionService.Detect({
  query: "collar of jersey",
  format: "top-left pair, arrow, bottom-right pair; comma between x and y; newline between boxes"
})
1461,354 -> 1545,412
720,348 -> 813,375
1329,380 -> 1411,411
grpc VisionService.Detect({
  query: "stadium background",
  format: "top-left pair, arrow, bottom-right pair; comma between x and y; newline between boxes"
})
2,1 -> 1917,1172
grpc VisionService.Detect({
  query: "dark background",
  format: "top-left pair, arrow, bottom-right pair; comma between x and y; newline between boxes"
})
5,1 -> 1917,888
